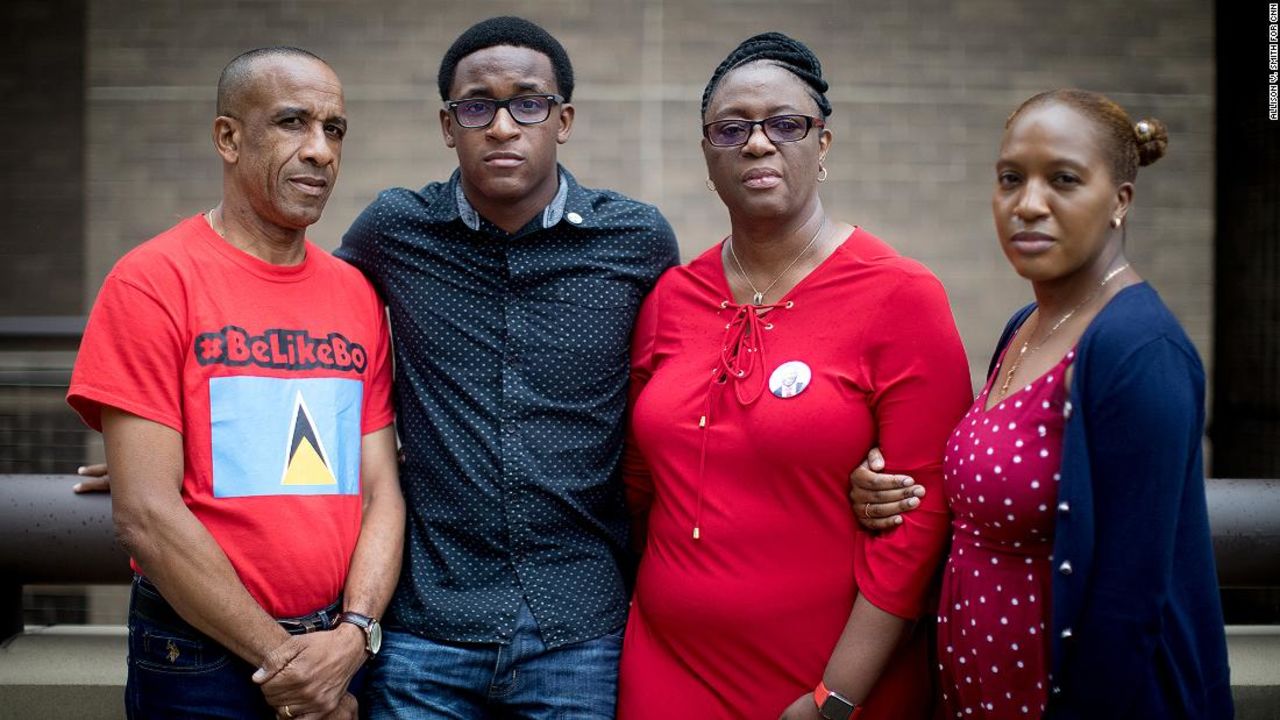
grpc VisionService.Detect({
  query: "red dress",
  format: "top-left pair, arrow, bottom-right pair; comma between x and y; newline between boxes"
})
937,346 -> 1074,719
618,229 -> 973,719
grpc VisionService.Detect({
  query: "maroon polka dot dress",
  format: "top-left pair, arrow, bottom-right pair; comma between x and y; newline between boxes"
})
937,347 -> 1075,719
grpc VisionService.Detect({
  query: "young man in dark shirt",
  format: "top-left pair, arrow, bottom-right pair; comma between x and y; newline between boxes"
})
336,16 -> 679,719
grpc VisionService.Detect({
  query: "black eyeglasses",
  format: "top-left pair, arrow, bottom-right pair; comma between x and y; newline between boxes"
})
444,94 -> 565,129
702,114 -> 825,148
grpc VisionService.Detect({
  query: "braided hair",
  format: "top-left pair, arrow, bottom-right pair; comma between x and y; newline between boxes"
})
701,32 -> 831,118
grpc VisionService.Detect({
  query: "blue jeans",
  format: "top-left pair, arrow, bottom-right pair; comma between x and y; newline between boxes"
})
124,575 -> 352,719
364,599 -> 623,719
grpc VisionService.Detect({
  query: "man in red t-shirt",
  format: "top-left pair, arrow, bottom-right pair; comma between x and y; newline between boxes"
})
67,47 -> 403,720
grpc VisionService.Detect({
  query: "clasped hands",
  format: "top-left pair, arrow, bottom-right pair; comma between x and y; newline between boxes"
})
254,622 -> 367,720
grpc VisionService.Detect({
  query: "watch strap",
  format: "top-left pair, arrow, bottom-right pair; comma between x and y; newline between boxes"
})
813,680 -> 862,720
337,611 -> 374,631
336,611 -> 378,655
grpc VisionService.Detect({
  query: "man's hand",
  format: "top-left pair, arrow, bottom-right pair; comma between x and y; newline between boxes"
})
318,692 -> 358,720
848,447 -> 923,531
274,691 -> 358,720
779,692 -> 823,720
255,625 -> 367,719
73,463 -> 111,493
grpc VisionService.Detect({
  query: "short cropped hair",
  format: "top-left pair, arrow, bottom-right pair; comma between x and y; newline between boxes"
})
217,46 -> 329,116
436,16 -> 574,102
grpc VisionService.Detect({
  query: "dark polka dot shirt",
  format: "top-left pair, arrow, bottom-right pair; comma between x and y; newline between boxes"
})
336,167 -> 679,647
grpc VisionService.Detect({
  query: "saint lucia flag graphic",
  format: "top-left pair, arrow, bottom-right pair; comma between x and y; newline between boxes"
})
281,393 -> 338,487
210,376 -> 362,498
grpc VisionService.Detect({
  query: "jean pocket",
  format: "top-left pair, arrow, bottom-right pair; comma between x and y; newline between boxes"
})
128,588 -> 234,675
131,623 -> 232,674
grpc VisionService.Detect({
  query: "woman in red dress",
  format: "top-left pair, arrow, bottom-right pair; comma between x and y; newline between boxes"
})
616,33 -> 973,720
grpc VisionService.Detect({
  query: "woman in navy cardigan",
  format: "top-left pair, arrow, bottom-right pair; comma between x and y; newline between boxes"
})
851,90 -> 1233,719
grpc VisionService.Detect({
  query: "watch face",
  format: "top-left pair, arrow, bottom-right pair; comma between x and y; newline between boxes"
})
820,695 -> 855,720
367,620 -> 382,655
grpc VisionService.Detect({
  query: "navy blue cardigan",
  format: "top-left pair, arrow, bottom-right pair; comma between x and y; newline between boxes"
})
989,283 -> 1233,718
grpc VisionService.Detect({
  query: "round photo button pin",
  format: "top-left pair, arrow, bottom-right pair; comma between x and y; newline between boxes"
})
769,360 -> 812,399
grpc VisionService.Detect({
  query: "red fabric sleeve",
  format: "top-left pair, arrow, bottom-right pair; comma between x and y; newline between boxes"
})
623,281 -> 663,526
360,301 -> 395,435
854,269 -> 973,619
67,274 -> 186,433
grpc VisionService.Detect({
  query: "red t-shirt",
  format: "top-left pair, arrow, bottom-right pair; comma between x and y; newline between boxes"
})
68,214 -> 394,617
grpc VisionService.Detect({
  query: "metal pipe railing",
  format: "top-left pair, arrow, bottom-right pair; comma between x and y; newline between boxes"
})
1204,478 -> 1280,588
1,475 -> 1277,639
0,475 -> 128,585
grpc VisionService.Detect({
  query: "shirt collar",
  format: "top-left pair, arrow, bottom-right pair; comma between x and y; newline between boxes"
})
454,168 -> 569,232
447,165 -> 596,232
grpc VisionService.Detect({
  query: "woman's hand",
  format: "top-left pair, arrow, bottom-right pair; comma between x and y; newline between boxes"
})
73,463 -> 111,493
848,447 -> 923,531
779,693 -> 823,720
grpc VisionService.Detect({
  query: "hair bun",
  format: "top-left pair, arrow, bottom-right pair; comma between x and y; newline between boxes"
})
1133,117 -> 1169,167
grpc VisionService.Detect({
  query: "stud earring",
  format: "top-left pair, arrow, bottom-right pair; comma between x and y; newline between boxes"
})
1111,217 -> 1121,228
706,178 -> 716,192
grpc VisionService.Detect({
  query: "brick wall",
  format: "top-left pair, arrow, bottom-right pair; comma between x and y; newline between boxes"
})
83,0 -> 1214,391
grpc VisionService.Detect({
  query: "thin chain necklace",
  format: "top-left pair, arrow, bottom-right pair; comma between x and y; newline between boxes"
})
205,208 -> 224,238
997,262 -> 1131,399
727,218 -> 827,306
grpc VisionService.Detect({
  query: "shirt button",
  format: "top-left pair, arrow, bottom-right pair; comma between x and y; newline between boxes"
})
1057,501 -> 1070,514
1051,686 -> 1062,696
1063,400 -> 1073,418
1060,627 -> 1073,639
1058,560 -> 1073,575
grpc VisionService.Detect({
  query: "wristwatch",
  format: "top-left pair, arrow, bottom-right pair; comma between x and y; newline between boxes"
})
336,611 -> 383,656
813,680 -> 862,720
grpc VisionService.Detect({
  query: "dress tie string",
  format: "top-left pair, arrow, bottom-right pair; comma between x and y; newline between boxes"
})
691,297 -> 790,540
718,299 -> 786,406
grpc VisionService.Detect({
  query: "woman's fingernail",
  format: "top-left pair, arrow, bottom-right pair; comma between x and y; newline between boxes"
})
907,497 -> 920,508
899,477 -> 914,487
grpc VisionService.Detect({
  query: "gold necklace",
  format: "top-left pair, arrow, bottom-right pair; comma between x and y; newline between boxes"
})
727,218 -> 827,306
997,262 -> 1131,399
